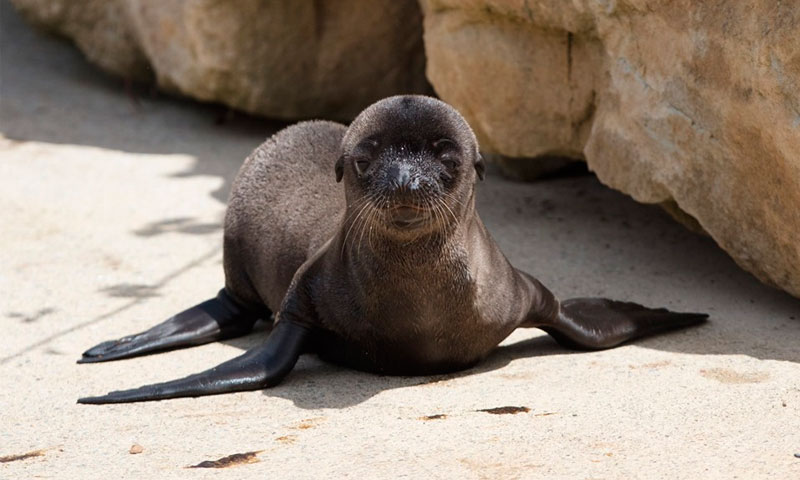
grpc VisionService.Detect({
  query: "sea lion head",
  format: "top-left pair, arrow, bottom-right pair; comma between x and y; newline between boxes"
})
336,95 -> 485,239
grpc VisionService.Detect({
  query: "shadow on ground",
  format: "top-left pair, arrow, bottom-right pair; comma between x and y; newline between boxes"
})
264,335 -> 568,410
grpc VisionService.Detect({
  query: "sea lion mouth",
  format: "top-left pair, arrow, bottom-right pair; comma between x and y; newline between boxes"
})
389,205 -> 429,229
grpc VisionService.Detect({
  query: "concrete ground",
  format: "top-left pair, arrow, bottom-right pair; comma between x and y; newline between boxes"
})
1,2 -> 798,478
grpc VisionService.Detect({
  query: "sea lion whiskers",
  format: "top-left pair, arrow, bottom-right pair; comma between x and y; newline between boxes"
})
341,193 -> 378,260
416,186 -> 455,237
428,194 -> 444,232
357,193 -> 382,257
408,188 -> 435,249
427,201 -> 441,250
358,193 -> 384,253
340,195 -> 370,256
442,190 -> 467,209
436,195 -> 459,228
422,192 -> 450,251
366,193 -> 391,254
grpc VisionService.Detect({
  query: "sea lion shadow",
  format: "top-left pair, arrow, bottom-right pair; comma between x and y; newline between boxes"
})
132,217 -> 223,237
226,330 -> 568,410
223,314 -> 800,410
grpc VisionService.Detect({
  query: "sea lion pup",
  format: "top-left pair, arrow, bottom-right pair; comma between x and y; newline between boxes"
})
78,95 -> 707,404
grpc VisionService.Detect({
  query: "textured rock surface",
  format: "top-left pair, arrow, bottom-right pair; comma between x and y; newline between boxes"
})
9,0 -> 150,79
421,0 -> 800,298
10,0 -> 430,120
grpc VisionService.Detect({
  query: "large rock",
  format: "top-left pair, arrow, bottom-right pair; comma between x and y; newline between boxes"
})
9,0 -> 150,78
11,0 -> 430,120
421,0 -> 800,298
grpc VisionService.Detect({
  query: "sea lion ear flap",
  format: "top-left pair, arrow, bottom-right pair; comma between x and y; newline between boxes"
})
474,152 -> 486,181
335,155 -> 344,183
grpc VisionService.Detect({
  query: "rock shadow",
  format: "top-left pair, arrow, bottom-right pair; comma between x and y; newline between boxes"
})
479,173 -> 800,364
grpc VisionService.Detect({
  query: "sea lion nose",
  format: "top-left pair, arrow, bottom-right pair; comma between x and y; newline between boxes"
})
389,165 -> 413,191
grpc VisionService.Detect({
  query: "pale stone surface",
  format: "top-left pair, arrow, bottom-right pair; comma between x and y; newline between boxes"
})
10,0 -> 430,120
421,0 -> 800,298
2,4 -> 799,478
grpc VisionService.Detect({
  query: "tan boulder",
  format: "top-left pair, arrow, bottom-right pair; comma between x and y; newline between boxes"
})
421,0 -> 800,298
10,0 -> 150,79
10,0 -> 430,120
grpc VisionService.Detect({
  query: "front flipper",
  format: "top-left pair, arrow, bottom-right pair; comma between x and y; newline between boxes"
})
79,289 -> 266,363
78,320 -> 309,404
540,298 -> 708,350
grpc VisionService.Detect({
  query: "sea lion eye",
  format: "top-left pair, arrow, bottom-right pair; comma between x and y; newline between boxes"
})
432,138 -> 456,153
433,139 -> 460,170
355,158 -> 371,175
441,158 -> 459,170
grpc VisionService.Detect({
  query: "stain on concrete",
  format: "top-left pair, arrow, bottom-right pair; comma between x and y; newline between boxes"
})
0,449 -> 45,463
700,368 -> 770,384
629,360 -> 672,369
497,371 -> 536,380
419,414 -> 448,420
459,457 -> 544,477
477,406 -> 530,415
291,417 -> 326,430
188,450 -> 262,468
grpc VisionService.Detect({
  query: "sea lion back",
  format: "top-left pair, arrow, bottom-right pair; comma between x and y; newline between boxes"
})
223,120 -> 348,310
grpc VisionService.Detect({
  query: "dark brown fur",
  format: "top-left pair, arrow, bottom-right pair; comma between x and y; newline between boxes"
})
223,120 -> 347,311
225,96 -> 558,374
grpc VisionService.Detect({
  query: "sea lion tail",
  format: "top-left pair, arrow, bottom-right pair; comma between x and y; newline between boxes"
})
78,289 -> 267,363
540,298 -> 708,351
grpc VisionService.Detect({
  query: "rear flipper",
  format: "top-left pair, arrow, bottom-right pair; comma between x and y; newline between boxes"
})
540,298 -> 708,350
78,289 -> 267,363
78,320 -> 309,404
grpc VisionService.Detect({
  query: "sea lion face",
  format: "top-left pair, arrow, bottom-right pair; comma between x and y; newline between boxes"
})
336,96 -> 484,237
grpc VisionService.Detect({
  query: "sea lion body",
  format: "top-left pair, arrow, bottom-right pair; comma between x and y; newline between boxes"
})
223,98 -> 551,374
223,121 -> 346,312
78,96 -> 707,404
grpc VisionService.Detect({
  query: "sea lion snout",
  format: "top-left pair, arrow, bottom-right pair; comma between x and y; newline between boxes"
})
378,160 -> 432,202
387,164 -> 416,192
